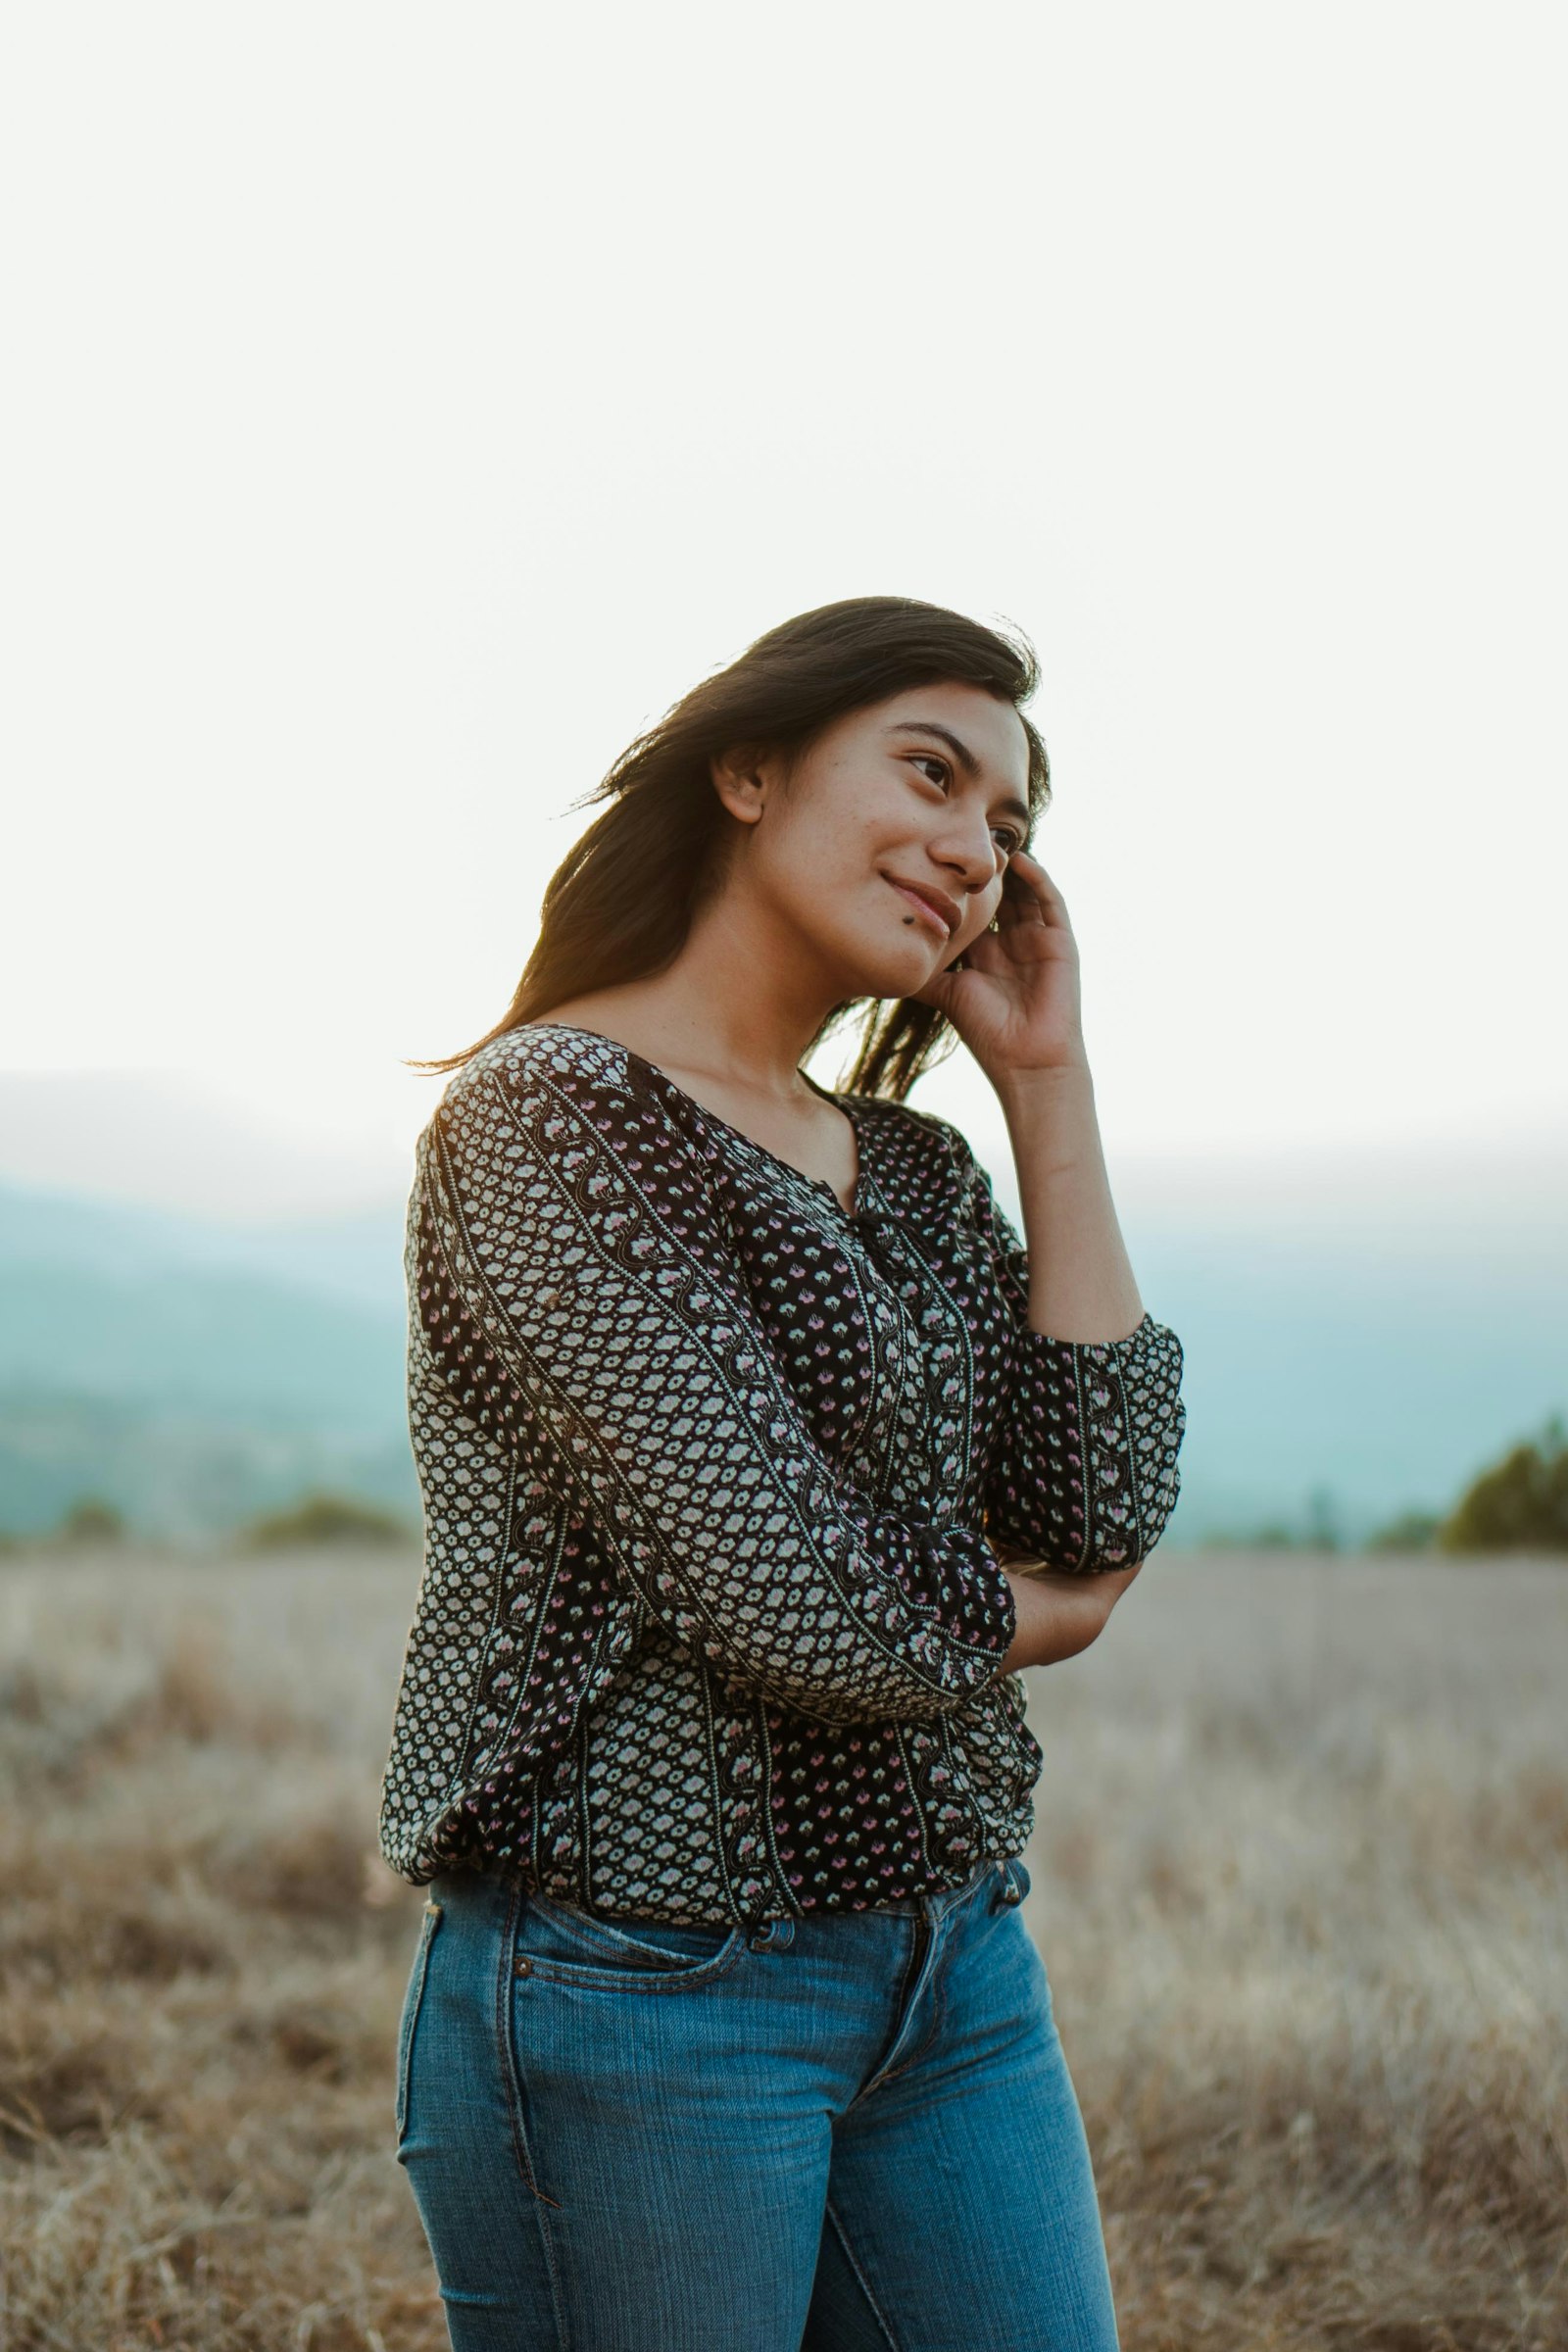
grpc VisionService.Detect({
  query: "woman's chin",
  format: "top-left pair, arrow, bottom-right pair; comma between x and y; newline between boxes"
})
838,945 -> 949,1004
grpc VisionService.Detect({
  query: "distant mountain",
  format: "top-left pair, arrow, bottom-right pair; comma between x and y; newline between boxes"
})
0,1182 -> 406,1425
978,1129 -> 1568,1547
1123,1221 -> 1568,1545
0,1387 -> 416,1542
0,1181 -> 413,1537
1,1111 -> 1565,1548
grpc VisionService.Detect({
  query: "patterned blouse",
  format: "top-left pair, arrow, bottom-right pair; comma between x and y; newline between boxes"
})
378,1023 -> 1187,1927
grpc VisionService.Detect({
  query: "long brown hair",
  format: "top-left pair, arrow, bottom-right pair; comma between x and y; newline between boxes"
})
418,595 -> 1051,1100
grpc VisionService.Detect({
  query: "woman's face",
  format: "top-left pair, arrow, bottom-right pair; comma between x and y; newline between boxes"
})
714,682 -> 1035,1000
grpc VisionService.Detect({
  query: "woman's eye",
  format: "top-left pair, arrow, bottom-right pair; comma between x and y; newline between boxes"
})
906,752 -> 1021,857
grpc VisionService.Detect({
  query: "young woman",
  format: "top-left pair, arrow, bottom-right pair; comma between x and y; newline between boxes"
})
381,596 -> 1187,2351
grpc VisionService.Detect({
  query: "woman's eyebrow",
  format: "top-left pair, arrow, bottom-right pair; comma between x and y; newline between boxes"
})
887,720 -> 1031,832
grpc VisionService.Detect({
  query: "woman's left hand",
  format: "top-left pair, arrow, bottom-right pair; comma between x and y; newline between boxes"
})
913,851 -> 1088,1086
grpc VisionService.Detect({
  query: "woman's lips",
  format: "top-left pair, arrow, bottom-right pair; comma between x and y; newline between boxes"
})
884,876 -> 960,937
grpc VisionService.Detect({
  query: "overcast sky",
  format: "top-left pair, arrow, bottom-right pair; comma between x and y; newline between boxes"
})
4,3 -> 1565,1216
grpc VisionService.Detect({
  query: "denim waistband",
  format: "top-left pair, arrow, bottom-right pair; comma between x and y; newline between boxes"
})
465,1853 -> 1027,1946
741,1855 -> 1026,1953
862,1856 -> 1009,1919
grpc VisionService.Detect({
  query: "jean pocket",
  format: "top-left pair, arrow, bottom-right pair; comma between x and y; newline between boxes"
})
514,1889 -> 746,1991
395,1898 -> 443,2145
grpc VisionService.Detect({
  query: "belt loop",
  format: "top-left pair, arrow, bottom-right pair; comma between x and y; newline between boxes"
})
992,1858 -> 1026,1910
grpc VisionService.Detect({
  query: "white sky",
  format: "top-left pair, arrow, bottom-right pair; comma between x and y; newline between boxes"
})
4,2 -> 1565,1211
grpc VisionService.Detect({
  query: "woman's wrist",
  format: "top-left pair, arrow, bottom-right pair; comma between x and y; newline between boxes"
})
994,1061 -> 1104,1183
991,1055 -> 1146,1342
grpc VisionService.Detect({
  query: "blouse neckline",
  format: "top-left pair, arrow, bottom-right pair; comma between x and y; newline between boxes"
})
527,1021 -> 867,1220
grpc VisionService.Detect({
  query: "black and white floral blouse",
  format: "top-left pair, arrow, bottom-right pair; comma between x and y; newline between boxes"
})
377,1023 -> 1186,1927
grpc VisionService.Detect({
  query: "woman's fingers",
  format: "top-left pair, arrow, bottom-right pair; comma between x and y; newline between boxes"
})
1004,851 -> 1064,928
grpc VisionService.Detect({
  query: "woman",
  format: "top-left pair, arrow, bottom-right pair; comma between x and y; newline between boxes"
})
381,596 -> 1186,2351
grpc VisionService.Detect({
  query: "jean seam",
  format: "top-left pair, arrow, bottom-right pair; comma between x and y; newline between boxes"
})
517,1934 -> 750,1994
847,1918 -> 938,2108
525,1888 -> 732,1971
493,1876 -> 572,2347
858,1937 -> 947,2097
853,1871 -> 990,2105
824,2196 -> 902,2350
924,1916 -> 953,2074
395,1902 -> 442,2146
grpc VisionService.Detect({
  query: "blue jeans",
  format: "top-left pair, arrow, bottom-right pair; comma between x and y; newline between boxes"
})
395,1858 -> 1121,2351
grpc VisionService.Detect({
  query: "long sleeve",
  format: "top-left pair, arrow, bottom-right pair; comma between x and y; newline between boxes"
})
416,1033 -> 1018,1728
966,1154 -> 1187,1573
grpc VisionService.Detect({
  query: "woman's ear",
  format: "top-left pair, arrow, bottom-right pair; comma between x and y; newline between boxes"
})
709,744 -> 772,827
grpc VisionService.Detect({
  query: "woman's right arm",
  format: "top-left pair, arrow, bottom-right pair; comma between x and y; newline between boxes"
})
416,1031 -> 1021,1729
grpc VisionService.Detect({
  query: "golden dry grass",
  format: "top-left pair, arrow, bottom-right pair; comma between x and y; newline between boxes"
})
0,1545 -> 1563,2351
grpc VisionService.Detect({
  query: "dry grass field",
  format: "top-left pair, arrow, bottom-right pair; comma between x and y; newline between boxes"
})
0,1544 -> 1563,2352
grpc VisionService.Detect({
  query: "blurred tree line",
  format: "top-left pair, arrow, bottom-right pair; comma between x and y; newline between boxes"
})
1357,1414 -> 1566,1554
1167,1417 -> 1567,1557
1401,1412 -> 1568,1555
0,1489 -> 415,1554
3,1421 -> 1565,1560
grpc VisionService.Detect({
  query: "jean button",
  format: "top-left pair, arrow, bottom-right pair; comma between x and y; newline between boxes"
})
514,1954 -> 533,1978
